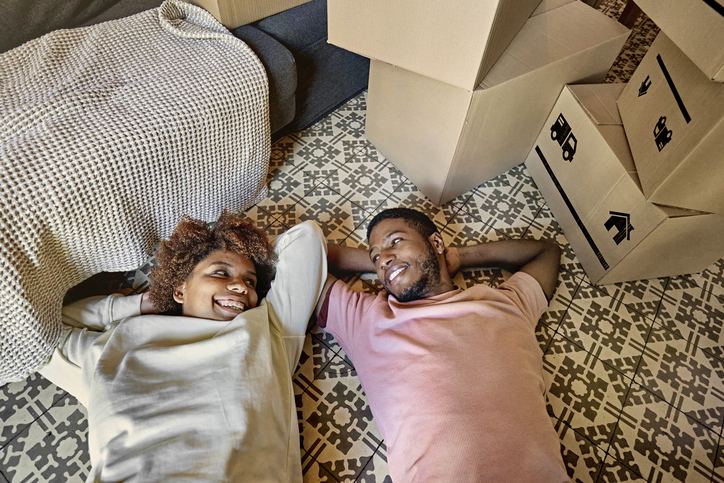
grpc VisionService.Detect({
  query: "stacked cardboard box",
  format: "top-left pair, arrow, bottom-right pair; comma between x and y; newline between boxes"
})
329,0 -> 629,205
525,84 -> 724,284
524,3 -> 724,284
617,32 -> 724,215
328,0 -> 543,91
633,0 -> 724,83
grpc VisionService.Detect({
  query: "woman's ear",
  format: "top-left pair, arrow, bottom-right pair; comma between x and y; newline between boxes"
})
429,232 -> 446,255
173,284 -> 186,304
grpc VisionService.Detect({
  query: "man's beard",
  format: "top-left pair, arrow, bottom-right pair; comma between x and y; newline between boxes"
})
392,243 -> 442,302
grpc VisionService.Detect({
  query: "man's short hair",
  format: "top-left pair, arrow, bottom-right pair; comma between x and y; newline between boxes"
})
366,208 -> 439,241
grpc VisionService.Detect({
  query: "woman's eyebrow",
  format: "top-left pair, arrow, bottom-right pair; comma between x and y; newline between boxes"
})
208,261 -> 256,276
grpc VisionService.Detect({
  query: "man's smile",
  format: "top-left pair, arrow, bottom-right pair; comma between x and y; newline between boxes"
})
386,264 -> 408,285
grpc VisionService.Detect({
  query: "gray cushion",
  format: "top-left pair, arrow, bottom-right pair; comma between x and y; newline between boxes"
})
253,0 -> 369,134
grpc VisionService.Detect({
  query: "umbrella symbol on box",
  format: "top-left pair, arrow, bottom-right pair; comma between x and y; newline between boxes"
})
605,212 -> 634,245
638,75 -> 651,97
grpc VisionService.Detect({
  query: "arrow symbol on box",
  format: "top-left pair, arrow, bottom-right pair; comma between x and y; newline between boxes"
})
605,212 -> 634,245
638,76 -> 652,97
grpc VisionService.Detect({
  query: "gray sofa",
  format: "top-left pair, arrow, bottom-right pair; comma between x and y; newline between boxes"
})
1,0 -> 369,139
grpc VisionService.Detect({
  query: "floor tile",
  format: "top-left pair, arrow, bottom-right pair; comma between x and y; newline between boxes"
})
593,277 -> 667,321
609,383 -> 718,482
715,439 -> 724,483
324,160 -> 400,216
302,449 -> 341,483
657,281 -> 724,357
555,418 -> 607,482
297,356 -> 381,482
544,340 -> 630,451
0,373 -> 66,448
277,186 -> 361,244
597,453 -> 648,482
357,444 -> 391,483
239,203 -> 278,231
258,160 -> 318,219
501,163 -> 546,209
0,395 -> 90,483
636,323 -> 724,433
690,258 -> 724,303
556,281 -> 653,377
461,166 -> 539,239
294,328 -> 341,394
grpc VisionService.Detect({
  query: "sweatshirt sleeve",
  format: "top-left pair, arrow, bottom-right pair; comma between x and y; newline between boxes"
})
40,294 -> 143,405
264,221 -> 328,372
62,293 -> 143,330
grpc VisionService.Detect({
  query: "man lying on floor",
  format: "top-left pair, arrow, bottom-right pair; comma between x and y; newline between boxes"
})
319,207 -> 570,482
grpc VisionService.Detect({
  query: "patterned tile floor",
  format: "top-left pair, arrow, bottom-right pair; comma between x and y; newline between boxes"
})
3,2 -> 724,483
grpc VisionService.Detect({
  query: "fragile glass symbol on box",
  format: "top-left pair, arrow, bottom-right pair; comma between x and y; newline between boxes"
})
654,115 -> 673,151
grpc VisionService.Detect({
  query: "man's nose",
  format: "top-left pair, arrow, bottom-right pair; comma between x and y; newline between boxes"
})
380,250 -> 395,268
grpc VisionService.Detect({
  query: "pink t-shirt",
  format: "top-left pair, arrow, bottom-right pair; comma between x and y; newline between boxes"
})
319,272 -> 570,483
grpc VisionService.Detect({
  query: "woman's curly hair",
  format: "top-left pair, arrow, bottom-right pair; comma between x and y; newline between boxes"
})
148,211 -> 276,315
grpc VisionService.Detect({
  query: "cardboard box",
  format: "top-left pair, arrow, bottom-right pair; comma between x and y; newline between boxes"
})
617,33 -> 724,214
634,0 -> 724,83
525,83 -> 724,284
365,0 -> 629,205
185,0 -> 312,29
328,0 -> 542,91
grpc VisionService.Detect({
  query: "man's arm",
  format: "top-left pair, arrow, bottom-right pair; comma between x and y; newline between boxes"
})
449,240 -> 561,301
326,243 -> 375,274
314,244 -> 375,321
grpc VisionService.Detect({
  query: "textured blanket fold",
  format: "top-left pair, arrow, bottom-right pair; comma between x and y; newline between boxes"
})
0,0 -> 270,383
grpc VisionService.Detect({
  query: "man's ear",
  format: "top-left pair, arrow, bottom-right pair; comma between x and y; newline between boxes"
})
429,232 -> 446,255
173,284 -> 186,304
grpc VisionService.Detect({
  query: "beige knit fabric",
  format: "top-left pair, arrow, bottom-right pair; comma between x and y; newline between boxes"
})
0,0 -> 270,383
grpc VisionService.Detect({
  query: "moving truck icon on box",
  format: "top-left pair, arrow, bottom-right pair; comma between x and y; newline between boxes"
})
550,113 -> 577,161
525,83 -> 724,284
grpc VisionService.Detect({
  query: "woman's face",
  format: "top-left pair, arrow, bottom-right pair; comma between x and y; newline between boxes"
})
173,249 -> 259,321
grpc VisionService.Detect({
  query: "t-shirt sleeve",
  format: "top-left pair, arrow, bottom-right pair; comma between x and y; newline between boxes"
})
318,280 -> 377,359
264,221 -> 327,339
497,271 -> 549,329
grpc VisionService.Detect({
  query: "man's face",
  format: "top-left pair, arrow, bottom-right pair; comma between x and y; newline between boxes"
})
368,218 -> 443,302
174,249 -> 259,321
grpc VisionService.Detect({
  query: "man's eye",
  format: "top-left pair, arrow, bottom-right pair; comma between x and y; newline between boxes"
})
212,270 -> 228,277
246,279 -> 256,288
391,237 -> 402,246
371,255 -> 380,263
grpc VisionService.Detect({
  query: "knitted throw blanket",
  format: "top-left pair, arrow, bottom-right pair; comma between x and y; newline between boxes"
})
0,0 -> 270,383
